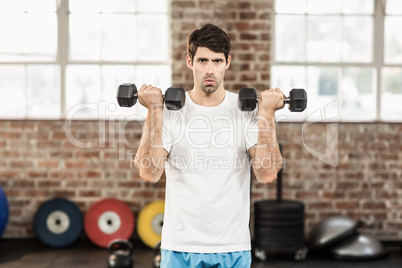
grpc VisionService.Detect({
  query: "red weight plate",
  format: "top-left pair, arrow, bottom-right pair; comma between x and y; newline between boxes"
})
84,198 -> 135,248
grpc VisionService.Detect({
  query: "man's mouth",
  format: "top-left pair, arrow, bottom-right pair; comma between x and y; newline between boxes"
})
204,79 -> 215,85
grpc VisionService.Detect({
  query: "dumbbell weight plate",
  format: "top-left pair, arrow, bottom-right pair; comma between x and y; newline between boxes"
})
137,200 -> 165,248
85,198 -> 135,248
164,86 -> 186,110
288,88 -> 307,112
0,186 -> 9,237
117,83 -> 137,107
34,198 -> 83,248
238,88 -> 257,111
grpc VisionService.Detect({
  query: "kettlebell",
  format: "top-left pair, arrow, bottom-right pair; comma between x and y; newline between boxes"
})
108,239 -> 134,268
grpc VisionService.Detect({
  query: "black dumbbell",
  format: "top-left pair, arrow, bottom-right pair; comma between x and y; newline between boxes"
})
238,87 -> 307,112
107,239 -> 134,268
116,83 -> 186,111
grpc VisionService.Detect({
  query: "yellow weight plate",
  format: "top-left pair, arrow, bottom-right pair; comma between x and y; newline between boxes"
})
137,200 -> 165,248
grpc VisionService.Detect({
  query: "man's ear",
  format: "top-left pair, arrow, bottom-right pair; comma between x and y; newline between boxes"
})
225,55 -> 232,70
186,55 -> 193,70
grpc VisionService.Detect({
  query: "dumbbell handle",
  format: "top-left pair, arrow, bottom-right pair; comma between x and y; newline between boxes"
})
256,96 -> 289,104
255,95 -> 299,108
283,97 -> 291,105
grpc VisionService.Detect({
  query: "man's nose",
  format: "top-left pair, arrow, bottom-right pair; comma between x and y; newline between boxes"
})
206,62 -> 214,74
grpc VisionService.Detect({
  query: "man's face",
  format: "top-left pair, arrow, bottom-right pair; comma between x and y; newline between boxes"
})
187,47 -> 231,95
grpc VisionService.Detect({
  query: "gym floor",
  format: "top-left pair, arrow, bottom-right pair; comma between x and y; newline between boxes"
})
0,239 -> 401,268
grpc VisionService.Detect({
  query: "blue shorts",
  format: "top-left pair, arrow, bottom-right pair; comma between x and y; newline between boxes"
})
161,249 -> 252,268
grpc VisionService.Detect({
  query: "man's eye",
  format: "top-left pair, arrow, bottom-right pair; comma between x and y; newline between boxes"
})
199,59 -> 207,63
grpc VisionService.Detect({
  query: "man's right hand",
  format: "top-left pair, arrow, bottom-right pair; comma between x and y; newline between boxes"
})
138,84 -> 164,110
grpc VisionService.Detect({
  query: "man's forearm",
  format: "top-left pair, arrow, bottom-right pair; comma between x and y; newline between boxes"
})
134,107 -> 166,183
252,111 -> 283,184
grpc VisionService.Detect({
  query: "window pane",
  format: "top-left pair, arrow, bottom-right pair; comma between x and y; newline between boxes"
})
70,0 -> 136,13
307,16 -> 341,62
69,0 -> 101,12
384,17 -> 402,63
101,0 -> 135,12
271,66 -> 307,121
26,0 -> 56,12
66,65 -> 101,119
382,67 -> 402,120
138,0 -> 168,13
0,0 -> 56,12
386,0 -> 402,15
307,67 -> 340,119
101,14 -> 136,61
307,0 -> 341,14
342,17 -> 373,62
342,0 -> 374,14
341,68 -> 376,120
69,14 -> 101,61
0,0 -> 25,12
27,13 -> 57,61
136,65 -> 172,90
275,15 -> 305,62
271,66 -> 306,90
101,65 -> 135,102
27,65 -> 61,118
0,12 -> 56,62
275,0 -> 306,14
137,15 -> 168,61
0,66 -> 25,118
100,65 -> 136,119
0,14 -> 27,61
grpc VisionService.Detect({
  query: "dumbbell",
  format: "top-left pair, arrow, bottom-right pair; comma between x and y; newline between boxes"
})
107,239 -> 134,268
238,87 -> 307,112
117,83 -> 186,111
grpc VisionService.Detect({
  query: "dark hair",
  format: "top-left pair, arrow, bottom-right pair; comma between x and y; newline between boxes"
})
187,24 -> 231,63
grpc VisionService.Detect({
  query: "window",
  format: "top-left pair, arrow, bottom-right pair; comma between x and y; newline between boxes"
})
0,0 -> 170,120
0,0 -> 59,119
272,0 -> 402,122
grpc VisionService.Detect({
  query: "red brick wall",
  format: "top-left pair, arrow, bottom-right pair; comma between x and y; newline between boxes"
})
0,0 -> 401,241
0,120 -> 166,237
171,0 -> 271,92
1,120 -> 401,239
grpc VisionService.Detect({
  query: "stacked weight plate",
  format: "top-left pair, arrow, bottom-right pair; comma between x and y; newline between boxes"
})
253,143 -> 308,261
254,200 -> 305,253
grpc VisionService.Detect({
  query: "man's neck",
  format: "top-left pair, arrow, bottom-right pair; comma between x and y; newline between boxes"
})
189,87 -> 226,107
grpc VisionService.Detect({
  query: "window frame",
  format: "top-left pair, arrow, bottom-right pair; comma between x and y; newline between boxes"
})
271,0 -> 402,122
0,0 -> 171,120
60,0 -> 172,120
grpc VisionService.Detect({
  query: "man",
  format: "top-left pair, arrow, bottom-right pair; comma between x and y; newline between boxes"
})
135,24 -> 284,267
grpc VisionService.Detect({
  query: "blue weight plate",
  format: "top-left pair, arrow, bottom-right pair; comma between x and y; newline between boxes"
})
0,186 -> 9,236
34,198 -> 83,248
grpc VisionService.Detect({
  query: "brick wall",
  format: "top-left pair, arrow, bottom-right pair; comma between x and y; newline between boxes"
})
1,120 -> 401,239
0,0 -> 401,241
0,120 -> 166,237
171,0 -> 271,92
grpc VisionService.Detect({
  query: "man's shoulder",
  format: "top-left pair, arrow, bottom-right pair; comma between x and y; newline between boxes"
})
225,90 -> 238,102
